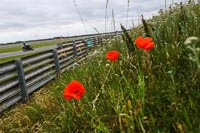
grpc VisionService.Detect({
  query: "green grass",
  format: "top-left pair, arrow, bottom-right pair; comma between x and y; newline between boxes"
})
0,1 -> 200,132
0,44 -> 21,53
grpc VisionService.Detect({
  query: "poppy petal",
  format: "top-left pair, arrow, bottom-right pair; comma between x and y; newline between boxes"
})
135,36 -> 146,48
63,94 -> 73,100
71,93 -> 82,100
63,80 -> 85,101
135,36 -> 143,45
137,41 -> 146,48
106,50 -> 120,61
143,37 -> 153,44
144,42 -> 155,50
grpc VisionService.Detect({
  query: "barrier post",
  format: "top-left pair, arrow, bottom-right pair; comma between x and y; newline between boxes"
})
73,41 -> 77,57
15,59 -> 28,102
52,49 -> 61,75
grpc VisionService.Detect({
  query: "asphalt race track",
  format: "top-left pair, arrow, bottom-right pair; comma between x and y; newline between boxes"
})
0,45 -> 56,59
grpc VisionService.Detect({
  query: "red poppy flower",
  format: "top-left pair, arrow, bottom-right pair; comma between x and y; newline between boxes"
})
106,50 -> 120,61
63,80 -> 85,100
135,36 -> 155,50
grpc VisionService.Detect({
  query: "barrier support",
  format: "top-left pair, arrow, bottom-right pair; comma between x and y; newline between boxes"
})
15,59 -> 28,102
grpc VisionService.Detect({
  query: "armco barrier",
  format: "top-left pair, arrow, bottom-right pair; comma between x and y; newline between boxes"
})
0,33 -> 121,114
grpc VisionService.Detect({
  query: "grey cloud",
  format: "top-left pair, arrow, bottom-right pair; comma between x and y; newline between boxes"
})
0,0 -> 188,43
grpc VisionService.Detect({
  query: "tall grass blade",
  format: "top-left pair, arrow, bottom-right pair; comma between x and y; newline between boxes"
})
93,27 -> 100,34
105,0 -> 109,33
126,0 -> 131,28
73,0 -> 88,34
112,9 -> 116,32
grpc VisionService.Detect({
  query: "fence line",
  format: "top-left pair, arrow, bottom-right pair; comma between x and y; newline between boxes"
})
0,32 -> 121,114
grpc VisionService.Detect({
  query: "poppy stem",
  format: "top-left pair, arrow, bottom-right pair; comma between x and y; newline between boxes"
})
92,65 -> 112,110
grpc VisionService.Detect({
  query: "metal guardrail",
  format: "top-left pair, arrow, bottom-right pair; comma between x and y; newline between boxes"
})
0,33 -> 121,114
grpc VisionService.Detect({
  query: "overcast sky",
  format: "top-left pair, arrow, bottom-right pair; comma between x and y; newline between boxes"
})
0,0 -> 188,43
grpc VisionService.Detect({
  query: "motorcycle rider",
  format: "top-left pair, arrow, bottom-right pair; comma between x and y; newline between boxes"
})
22,42 -> 33,51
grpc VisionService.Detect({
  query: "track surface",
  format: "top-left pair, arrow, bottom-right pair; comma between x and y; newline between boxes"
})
0,45 -> 56,59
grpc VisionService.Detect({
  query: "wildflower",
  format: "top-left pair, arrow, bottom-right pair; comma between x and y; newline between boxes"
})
135,36 -> 155,50
63,80 -> 85,100
106,50 -> 120,61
